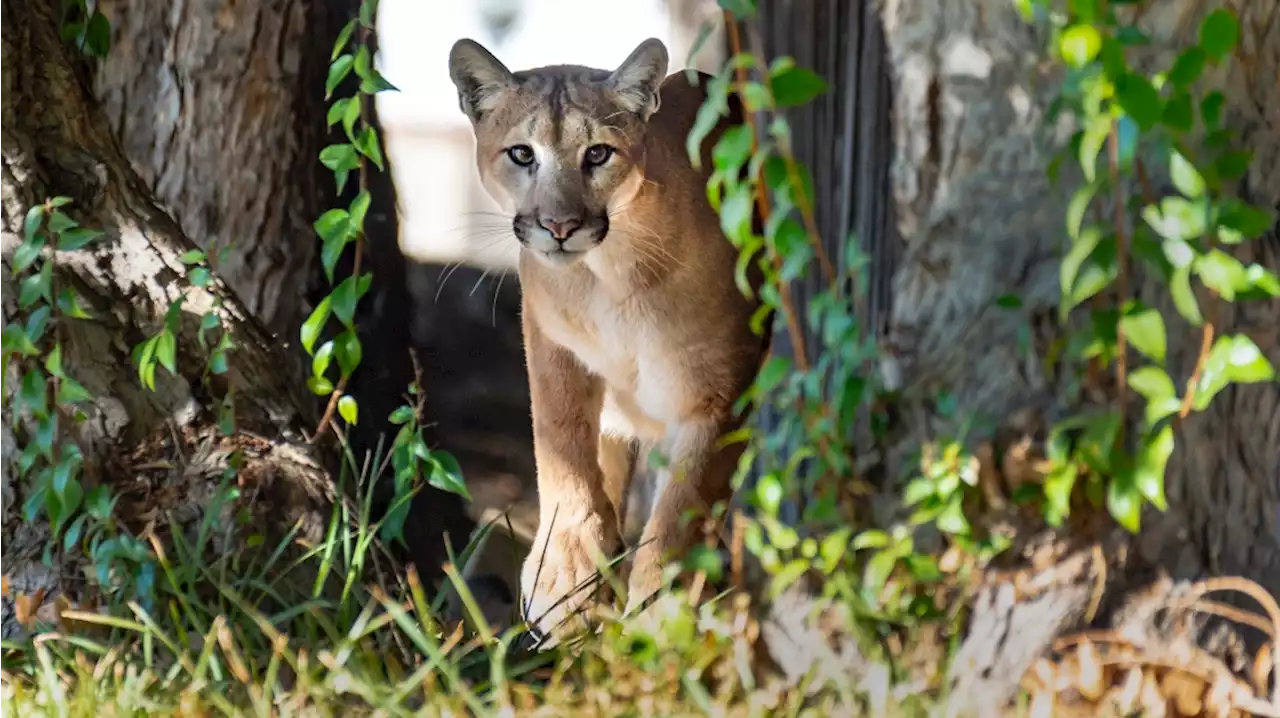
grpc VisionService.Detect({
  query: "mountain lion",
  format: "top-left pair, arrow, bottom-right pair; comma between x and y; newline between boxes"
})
449,36 -> 766,640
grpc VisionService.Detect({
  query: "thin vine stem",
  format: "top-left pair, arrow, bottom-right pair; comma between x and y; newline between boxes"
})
312,22 -> 372,444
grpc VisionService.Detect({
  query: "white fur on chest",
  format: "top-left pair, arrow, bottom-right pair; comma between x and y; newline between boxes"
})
534,277 -> 685,442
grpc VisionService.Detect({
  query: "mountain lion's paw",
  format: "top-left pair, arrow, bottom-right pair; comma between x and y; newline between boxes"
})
520,516 -> 619,644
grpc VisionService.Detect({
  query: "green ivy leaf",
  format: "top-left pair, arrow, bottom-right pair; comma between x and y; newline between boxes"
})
1061,230 -> 1117,320
1221,334 -> 1274,384
326,54 -> 354,99
1217,199 -> 1275,241
319,143 -> 360,173
1066,182 -> 1098,240
354,128 -> 384,171
935,495 -> 969,536
25,306 -> 51,345
1169,265 -> 1204,326
300,296 -> 332,355
1106,475 -> 1141,533
331,276 -> 360,328
358,0 -> 377,27
334,330 -> 362,377
1198,9 -> 1239,63
315,210 -> 352,283
12,234 -> 44,275
1043,463 -> 1078,527
18,264 -> 54,308
307,376 -> 335,396
1169,150 -> 1205,199
1078,115 -> 1110,183
1214,150 -> 1252,181
1059,25 -> 1102,68
46,210 -> 76,232
45,344 -> 65,378
712,125 -> 753,175
1161,91 -> 1194,133
55,226 -> 102,252
86,485 -> 115,521
353,45 -> 373,81
189,267 -> 211,288
327,97 -> 352,128
718,183 -> 755,247
1128,366 -> 1176,402
19,367 -> 49,417
1120,307 -> 1167,365
57,289 -> 91,320
57,377 -> 93,405
342,95 -> 362,140
1142,196 -> 1208,243
312,340 -> 334,379
1200,91 -> 1224,128
2,323 -> 39,357
1194,249 -> 1248,301
156,331 -> 177,374
995,293 -> 1023,309
84,10 -> 111,57
348,191 -> 371,232
769,65 -> 827,108
1115,73 -> 1162,130
1166,47 -> 1205,87
338,395 -> 358,425
360,70 -> 399,94
1134,426 -> 1173,511
332,18 -> 357,60
1192,335 -> 1239,411
23,204 -> 46,243
686,69 -> 731,168
429,451 -> 470,500
388,405 -> 415,425
755,356 -> 790,395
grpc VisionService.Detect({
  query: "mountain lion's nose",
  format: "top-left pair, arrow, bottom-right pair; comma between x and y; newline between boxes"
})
538,216 -> 582,242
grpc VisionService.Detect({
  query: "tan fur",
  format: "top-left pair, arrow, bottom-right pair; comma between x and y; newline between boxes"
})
449,38 -> 765,640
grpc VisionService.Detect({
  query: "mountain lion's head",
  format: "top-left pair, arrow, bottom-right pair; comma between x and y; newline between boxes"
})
449,38 -> 669,266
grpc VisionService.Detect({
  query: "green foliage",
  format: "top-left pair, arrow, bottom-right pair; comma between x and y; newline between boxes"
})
3,197 -> 157,603
1031,1 -> 1276,533
691,6 -> 985,652
59,0 -> 112,58
308,0 -> 469,538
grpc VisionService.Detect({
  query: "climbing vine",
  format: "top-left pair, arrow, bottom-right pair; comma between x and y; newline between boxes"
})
689,0 -> 1278,650
1024,1 -> 1276,532
306,0 -> 470,541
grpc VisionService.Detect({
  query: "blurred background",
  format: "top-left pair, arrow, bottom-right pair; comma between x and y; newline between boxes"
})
371,0 -> 725,552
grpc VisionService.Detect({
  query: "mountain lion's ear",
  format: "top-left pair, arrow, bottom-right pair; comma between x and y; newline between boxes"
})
449,39 -> 516,123
608,38 -> 668,120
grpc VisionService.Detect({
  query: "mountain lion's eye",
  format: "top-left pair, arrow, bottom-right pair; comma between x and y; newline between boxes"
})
584,144 -> 614,167
507,145 -> 535,167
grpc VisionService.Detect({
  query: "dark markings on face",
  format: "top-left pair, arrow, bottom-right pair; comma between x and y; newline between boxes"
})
547,74 -> 565,145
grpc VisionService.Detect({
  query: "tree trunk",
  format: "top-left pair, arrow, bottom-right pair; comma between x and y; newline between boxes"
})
0,0 -> 335,638
93,0 -> 319,334
89,0 -> 476,581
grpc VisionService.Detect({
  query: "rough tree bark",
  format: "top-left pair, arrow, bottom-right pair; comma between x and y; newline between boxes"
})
89,0 -> 476,581
93,0 -> 321,334
0,0 -> 339,637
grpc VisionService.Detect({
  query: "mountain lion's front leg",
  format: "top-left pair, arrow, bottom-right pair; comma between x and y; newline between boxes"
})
624,421 -> 741,614
520,313 -> 620,641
